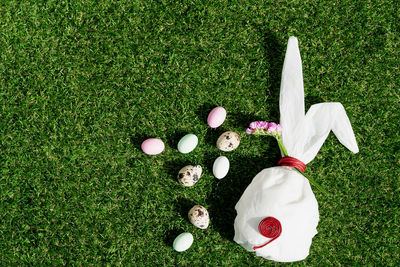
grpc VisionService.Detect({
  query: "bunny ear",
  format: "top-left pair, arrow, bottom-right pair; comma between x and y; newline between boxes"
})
293,103 -> 359,164
280,37 -> 305,152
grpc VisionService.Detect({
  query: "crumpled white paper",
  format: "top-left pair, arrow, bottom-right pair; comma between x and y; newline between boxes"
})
233,36 -> 359,262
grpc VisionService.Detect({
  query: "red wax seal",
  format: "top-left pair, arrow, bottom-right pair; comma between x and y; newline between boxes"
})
253,217 -> 282,250
278,156 -> 306,172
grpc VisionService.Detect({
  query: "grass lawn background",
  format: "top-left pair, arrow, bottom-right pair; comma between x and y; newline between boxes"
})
0,0 -> 399,265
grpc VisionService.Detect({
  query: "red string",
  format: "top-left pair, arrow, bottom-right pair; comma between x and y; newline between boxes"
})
278,156 -> 306,172
253,217 -> 282,250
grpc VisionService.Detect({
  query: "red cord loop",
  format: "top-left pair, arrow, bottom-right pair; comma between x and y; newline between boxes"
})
253,217 -> 282,250
278,156 -> 306,172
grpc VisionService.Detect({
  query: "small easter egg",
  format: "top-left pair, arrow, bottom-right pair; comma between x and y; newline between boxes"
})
141,138 -> 165,155
207,107 -> 226,128
173,232 -> 194,252
177,134 -> 198,154
188,205 -> 210,229
216,131 -> 240,151
177,165 -> 202,187
213,156 -> 230,179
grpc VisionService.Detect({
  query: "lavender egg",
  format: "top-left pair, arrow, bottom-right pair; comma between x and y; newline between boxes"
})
207,107 -> 226,128
141,138 -> 165,155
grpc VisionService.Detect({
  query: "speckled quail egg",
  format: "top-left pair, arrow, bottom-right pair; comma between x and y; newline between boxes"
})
216,131 -> 240,151
177,165 -> 202,187
188,205 -> 210,229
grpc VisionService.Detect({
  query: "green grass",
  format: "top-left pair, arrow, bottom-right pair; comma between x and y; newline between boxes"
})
0,0 -> 399,265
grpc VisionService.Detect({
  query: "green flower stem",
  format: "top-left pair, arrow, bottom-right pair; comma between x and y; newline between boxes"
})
277,138 -> 288,157
276,136 -> 328,195
298,170 -> 329,195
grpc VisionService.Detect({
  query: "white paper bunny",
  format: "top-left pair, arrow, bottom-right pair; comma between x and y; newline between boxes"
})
233,37 -> 359,262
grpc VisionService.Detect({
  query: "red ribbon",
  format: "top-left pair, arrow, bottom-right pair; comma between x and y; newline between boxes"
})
278,156 -> 306,172
253,217 -> 282,250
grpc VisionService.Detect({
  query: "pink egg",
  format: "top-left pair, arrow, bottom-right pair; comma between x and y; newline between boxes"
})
207,107 -> 226,128
141,138 -> 165,155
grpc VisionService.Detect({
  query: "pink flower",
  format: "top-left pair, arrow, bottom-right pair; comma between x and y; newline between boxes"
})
246,128 -> 253,134
267,122 -> 277,133
276,124 -> 283,133
249,121 -> 270,130
248,121 -> 279,134
249,122 -> 258,130
259,121 -> 269,129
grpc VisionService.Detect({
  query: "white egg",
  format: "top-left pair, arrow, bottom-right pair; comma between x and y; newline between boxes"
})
177,134 -> 198,154
173,232 -> 194,252
213,156 -> 230,179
